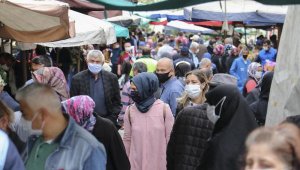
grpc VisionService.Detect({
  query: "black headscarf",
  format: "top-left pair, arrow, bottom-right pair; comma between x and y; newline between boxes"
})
200,85 -> 258,170
132,72 -> 159,113
259,72 -> 274,99
250,72 -> 274,125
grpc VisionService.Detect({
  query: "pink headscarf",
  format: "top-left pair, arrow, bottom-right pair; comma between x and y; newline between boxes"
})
213,44 -> 225,56
32,67 -> 69,101
61,95 -> 96,131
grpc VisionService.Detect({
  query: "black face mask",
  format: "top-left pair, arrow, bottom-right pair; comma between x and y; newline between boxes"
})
243,55 -> 248,59
156,72 -> 171,84
130,91 -> 143,104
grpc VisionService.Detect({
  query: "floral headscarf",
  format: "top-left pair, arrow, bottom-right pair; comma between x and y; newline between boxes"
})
213,44 -> 225,56
32,67 -> 69,101
0,75 -> 6,87
248,62 -> 262,79
61,95 -> 96,132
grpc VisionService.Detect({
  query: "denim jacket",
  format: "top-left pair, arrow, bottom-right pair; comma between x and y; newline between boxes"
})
23,116 -> 107,170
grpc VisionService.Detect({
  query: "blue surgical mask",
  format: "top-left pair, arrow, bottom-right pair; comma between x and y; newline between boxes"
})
88,63 -> 102,74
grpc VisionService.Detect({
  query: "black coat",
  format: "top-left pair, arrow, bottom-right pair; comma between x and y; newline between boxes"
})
92,116 -> 130,170
70,70 -> 121,125
250,72 -> 274,126
200,85 -> 258,170
167,104 -> 214,170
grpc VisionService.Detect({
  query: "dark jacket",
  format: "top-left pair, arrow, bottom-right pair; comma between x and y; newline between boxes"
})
70,70 -> 121,125
249,72 -> 274,126
200,85 -> 258,170
92,115 -> 130,170
167,104 -> 214,170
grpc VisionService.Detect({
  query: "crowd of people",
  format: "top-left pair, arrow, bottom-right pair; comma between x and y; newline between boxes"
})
0,29 -> 299,170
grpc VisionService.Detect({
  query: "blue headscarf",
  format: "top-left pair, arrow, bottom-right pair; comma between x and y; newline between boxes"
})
131,72 -> 159,113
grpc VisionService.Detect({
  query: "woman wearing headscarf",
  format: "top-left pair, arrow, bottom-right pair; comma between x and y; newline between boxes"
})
199,84 -> 258,170
62,95 -> 130,170
250,72 -> 274,126
211,44 -> 225,73
243,62 -> 263,97
32,67 -> 69,101
123,72 -> 174,170
176,70 -> 209,115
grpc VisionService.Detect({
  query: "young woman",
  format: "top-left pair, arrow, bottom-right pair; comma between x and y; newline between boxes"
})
176,70 -> 209,114
123,72 -> 174,170
243,123 -> 300,170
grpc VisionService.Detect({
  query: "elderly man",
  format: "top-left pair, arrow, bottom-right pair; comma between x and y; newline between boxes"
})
189,42 -> 200,68
71,50 -> 121,126
156,58 -> 184,116
16,83 -> 106,170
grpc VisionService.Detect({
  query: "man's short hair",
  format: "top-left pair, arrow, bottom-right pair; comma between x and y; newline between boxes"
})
141,47 -> 151,56
189,42 -> 199,50
16,83 -> 61,112
133,62 -> 148,73
263,39 -> 271,45
87,50 -> 104,62
32,56 -> 52,67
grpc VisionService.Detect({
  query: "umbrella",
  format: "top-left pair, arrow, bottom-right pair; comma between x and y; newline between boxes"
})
0,0 -> 70,43
38,10 -> 116,47
111,23 -> 129,38
165,20 -> 217,34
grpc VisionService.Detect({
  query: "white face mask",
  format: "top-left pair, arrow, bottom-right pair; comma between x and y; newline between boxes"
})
88,63 -> 102,74
207,96 -> 227,124
263,47 -> 269,51
19,115 -> 43,135
125,47 -> 132,52
255,71 -> 263,79
185,84 -> 202,99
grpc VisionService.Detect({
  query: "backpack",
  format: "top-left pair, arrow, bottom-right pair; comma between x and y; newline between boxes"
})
128,103 -> 167,126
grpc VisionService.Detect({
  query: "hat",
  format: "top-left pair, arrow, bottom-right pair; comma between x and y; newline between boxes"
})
190,35 -> 200,41
180,46 -> 189,54
209,73 -> 237,87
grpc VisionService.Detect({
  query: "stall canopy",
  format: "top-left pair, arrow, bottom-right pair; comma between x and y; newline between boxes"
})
86,0 -> 300,11
184,0 -> 287,24
107,15 -> 141,27
165,20 -> 217,34
111,23 -> 129,38
38,10 -> 116,47
0,0 -> 70,43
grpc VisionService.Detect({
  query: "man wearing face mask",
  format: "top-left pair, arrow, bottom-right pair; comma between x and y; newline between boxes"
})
156,58 -> 184,116
229,47 -> 251,92
70,50 -> 121,127
256,39 -> 277,67
117,42 -> 135,76
16,83 -> 107,170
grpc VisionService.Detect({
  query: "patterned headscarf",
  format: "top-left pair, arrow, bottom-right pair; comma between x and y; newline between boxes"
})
61,95 -> 96,132
248,62 -> 262,79
213,44 -> 224,56
32,67 -> 69,101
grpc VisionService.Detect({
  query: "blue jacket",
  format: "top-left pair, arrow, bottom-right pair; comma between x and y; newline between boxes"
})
23,116 -> 107,170
257,47 -> 277,66
160,77 -> 184,116
230,57 -> 251,92
0,130 -> 25,170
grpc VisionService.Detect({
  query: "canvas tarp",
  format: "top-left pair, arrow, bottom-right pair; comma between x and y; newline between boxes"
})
184,0 -> 287,23
0,0 -> 70,43
38,10 -> 116,47
86,0 -> 300,11
165,20 -> 217,34
266,5 -> 300,126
